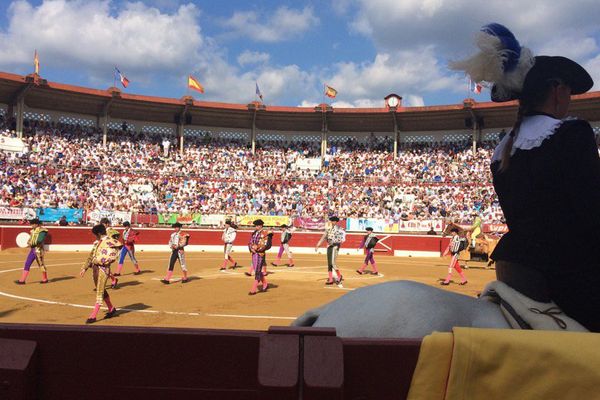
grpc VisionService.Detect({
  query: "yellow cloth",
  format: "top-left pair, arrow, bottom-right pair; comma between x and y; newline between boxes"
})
28,227 -> 48,247
407,333 -> 453,399
106,227 -> 121,240
92,236 -> 121,266
408,328 -> 600,400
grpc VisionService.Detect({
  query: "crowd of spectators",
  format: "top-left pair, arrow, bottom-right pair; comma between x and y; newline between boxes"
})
0,118 -> 508,223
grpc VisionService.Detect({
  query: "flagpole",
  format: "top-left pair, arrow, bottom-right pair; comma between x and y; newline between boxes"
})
467,78 -> 470,99
113,67 -> 117,89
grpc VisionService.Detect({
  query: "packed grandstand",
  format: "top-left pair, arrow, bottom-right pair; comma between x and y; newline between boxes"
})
1,72 -> 599,230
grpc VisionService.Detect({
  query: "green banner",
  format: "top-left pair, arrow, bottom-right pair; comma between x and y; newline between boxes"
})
158,213 -> 202,225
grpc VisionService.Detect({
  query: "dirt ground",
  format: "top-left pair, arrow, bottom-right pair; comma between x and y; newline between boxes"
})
0,248 -> 496,331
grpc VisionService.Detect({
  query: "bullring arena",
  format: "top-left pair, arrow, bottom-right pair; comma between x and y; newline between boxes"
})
1,71 -> 600,399
0,227 -> 495,330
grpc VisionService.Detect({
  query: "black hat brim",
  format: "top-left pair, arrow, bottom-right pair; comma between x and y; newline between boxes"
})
492,56 -> 593,102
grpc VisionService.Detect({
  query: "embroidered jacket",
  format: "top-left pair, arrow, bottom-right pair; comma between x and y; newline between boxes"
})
280,228 -> 293,244
92,236 -> 122,266
360,232 -> 379,249
28,227 -> 48,248
249,228 -> 271,256
123,228 -> 139,246
326,225 -> 346,245
169,231 -> 190,250
222,226 -> 237,244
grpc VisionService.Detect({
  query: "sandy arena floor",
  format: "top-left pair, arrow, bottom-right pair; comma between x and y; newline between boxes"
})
0,248 -> 495,330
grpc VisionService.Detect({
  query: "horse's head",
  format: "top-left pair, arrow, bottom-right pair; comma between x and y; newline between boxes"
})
442,221 -> 464,237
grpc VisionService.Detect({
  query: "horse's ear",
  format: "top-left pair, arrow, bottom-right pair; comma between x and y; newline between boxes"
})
291,306 -> 327,327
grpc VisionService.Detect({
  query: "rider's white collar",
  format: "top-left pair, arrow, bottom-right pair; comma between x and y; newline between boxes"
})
492,115 -> 576,163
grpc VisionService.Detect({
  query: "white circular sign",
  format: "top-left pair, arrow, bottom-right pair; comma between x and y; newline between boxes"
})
16,232 -> 30,248
23,208 -> 37,220
386,96 -> 399,107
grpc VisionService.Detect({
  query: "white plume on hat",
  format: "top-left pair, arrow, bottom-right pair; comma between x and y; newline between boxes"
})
450,23 -> 535,102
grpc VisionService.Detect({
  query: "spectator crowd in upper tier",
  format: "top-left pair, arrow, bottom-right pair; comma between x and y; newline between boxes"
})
0,117 -> 512,223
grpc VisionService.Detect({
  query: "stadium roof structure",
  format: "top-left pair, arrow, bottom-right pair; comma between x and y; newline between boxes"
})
1,71 -> 600,133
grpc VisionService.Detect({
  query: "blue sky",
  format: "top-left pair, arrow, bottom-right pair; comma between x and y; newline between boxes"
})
1,0 -> 599,108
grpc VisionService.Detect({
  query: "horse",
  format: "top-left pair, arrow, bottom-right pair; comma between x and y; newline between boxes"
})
292,281 -> 510,338
291,280 -> 587,338
442,221 -> 498,268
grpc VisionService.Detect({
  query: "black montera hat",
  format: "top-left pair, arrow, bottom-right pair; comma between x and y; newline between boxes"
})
29,218 -> 41,225
172,222 -> 183,228
520,56 -> 592,98
123,221 -> 131,227
92,224 -> 106,236
280,224 -> 288,228
366,227 -> 374,231
329,216 -> 340,222
253,219 -> 265,226
491,56 -> 594,102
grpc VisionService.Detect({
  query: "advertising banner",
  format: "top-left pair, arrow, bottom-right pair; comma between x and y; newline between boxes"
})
0,207 -> 36,220
294,217 -> 326,230
87,210 -> 132,224
131,213 -> 159,225
484,224 -> 508,233
346,218 -> 400,233
199,214 -> 229,226
158,213 -> 202,225
37,208 -> 84,223
237,215 -> 290,227
397,219 -> 444,233
0,136 -> 28,153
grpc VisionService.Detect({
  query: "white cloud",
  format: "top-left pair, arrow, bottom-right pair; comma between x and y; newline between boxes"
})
291,45 -> 462,108
537,34 -> 598,60
0,0 -> 204,82
254,65 -> 318,103
0,0 -> 320,106
584,54 -> 600,92
221,6 -> 319,43
2,0 -> 598,109
191,59 -> 317,105
330,0 -> 355,16
348,0 -> 600,58
237,51 -> 271,67
340,0 -> 600,105
403,95 -> 425,107
331,99 -> 381,108
324,47 -> 462,101
299,100 -> 319,107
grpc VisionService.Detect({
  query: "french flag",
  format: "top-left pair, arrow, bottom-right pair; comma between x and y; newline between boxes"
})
115,67 -> 130,88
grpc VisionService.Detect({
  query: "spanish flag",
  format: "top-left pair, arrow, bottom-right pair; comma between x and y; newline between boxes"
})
324,84 -> 337,98
188,75 -> 205,93
34,50 -> 40,75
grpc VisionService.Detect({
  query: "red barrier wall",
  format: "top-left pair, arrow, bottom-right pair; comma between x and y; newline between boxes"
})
0,226 -> 450,257
0,323 -> 421,400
